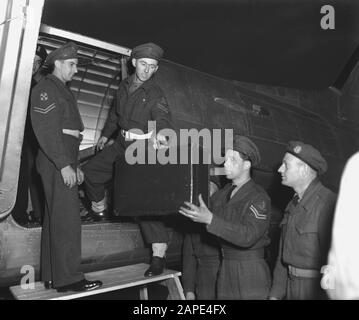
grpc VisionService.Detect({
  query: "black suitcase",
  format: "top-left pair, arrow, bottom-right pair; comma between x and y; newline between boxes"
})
113,144 -> 209,216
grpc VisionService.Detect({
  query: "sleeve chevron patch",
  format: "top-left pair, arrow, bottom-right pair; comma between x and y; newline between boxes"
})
156,97 -> 169,113
33,103 -> 56,114
249,204 -> 267,220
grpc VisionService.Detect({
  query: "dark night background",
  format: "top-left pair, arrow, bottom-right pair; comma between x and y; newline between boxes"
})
41,0 -> 359,89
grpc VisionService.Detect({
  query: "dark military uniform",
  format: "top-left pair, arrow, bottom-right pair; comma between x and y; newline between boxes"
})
182,223 -> 220,300
270,178 -> 336,300
83,73 -> 173,244
31,74 -> 85,287
207,180 -> 272,300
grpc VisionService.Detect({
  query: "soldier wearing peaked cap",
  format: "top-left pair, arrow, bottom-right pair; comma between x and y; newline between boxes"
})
131,42 -> 164,61
180,135 -> 272,299
269,141 -> 337,300
231,135 -> 261,167
44,41 -> 79,66
31,42 -> 102,292
82,42 -> 173,277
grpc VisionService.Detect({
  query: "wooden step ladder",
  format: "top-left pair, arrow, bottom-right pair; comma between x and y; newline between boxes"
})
9,263 -> 185,300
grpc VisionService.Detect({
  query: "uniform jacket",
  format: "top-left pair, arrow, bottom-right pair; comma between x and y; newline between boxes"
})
102,75 -> 172,139
270,178 -> 337,299
207,180 -> 271,253
30,74 -> 84,170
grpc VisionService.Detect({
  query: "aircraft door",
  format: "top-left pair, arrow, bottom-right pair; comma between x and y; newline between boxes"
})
0,0 -> 45,219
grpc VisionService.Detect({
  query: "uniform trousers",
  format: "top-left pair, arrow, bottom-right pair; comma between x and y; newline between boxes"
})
37,136 -> 84,287
217,250 -> 271,300
83,141 -> 169,244
195,256 -> 220,300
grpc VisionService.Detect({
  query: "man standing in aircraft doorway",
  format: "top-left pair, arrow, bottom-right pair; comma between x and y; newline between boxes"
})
180,136 -> 272,299
82,43 -> 173,277
269,141 -> 336,300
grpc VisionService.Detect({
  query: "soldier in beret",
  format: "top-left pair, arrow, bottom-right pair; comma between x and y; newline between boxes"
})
269,141 -> 336,300
31,42 -> 102,292
180,136 -> 272,299
82,42 -> 173,277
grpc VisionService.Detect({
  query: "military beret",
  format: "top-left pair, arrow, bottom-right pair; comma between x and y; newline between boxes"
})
287,141 -> 327,175
131,42 -> 164,61
228,135 -> 261,167
45,42 -> 78,66
35,44 -> 47,62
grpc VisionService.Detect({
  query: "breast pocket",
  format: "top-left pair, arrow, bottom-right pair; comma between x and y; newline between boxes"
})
129,96 -> 149,122
58,97 -> 68,115
295,220 -> 320,261
295,222 -> 317,235
58,96 -> 77,120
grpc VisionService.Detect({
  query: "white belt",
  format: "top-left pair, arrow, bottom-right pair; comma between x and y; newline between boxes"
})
62,129 -> 81,139
288,265 -> 321,278
121,129 -> 153,140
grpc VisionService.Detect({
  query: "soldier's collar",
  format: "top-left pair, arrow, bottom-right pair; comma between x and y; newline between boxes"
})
47,74 -> 69,88
296,178 -> 321,209
226,179 -> 254,201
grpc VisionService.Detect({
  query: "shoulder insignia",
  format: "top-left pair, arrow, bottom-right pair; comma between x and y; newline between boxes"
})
249,201 -> 267,220
33,103 -> 56,114
40,92 -> 48,101
156,97 -> 169,113
294,146 -> 302,154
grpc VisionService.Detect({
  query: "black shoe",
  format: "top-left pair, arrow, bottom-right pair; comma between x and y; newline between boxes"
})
144,256 -> 166,277
44,281 -> 53,289
56,279 -> 103,293
89,209 -> 108,221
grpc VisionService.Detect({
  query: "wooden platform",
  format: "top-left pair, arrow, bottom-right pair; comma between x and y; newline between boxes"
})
9,263 -> 185,300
